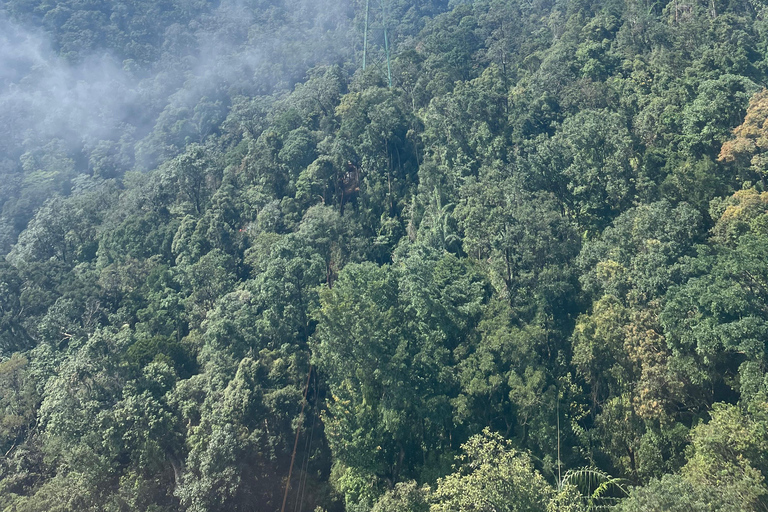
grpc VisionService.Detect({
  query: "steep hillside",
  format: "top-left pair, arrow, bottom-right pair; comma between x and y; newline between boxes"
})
2,0 -> 768,510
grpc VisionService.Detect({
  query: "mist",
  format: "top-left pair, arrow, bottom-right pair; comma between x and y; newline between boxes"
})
0,0 -> 356,251
0,18 -> 139,154
0,0 -> 355,156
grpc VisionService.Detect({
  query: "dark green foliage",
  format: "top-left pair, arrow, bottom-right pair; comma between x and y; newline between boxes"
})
313,249 -> 491,499
3,0 -> 768,510
618,473 -> 756,512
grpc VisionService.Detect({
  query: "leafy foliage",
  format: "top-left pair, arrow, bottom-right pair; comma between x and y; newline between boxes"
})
2,0 -> 768,510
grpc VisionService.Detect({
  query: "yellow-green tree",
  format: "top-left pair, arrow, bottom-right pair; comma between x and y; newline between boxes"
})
719,89 -> 768,188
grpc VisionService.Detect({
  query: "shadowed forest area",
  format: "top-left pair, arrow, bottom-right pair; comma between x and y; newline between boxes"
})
2,0 -> 768,510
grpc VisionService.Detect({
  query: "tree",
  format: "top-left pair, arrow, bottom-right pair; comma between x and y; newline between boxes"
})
0,354 -> 38,469
718,89 -> 768,188
0,262 -> 34,354
682,74 -> 758,161
421,66 -> 511,187
529,109 -> 637,232
456,174 -> 580,317
452,298 -> 566,466
164,144 -> 220,216
578,201 -> 703,306
709,188 -> 768,246
371,481 -> 429,512
335,86 -> 418,230
660,232 -> 768,405
621,403 -> 768,511
313,248 -> 490,499
682,403 -> 768,505
618,473 -> 756,512
9,182 -> 118,266
174,353 -> 309,512
430,429 -> 553,512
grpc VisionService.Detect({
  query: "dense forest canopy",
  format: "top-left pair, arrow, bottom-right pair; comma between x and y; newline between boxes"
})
2,0 -> 768,510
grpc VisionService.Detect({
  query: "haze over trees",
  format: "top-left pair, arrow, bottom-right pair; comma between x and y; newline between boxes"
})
2,0 -> 768,510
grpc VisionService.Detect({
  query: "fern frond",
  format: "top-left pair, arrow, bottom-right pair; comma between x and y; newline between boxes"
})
559,466 -> 629,511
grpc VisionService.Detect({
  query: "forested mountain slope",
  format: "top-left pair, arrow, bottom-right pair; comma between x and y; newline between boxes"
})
2,0 -> 768,510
